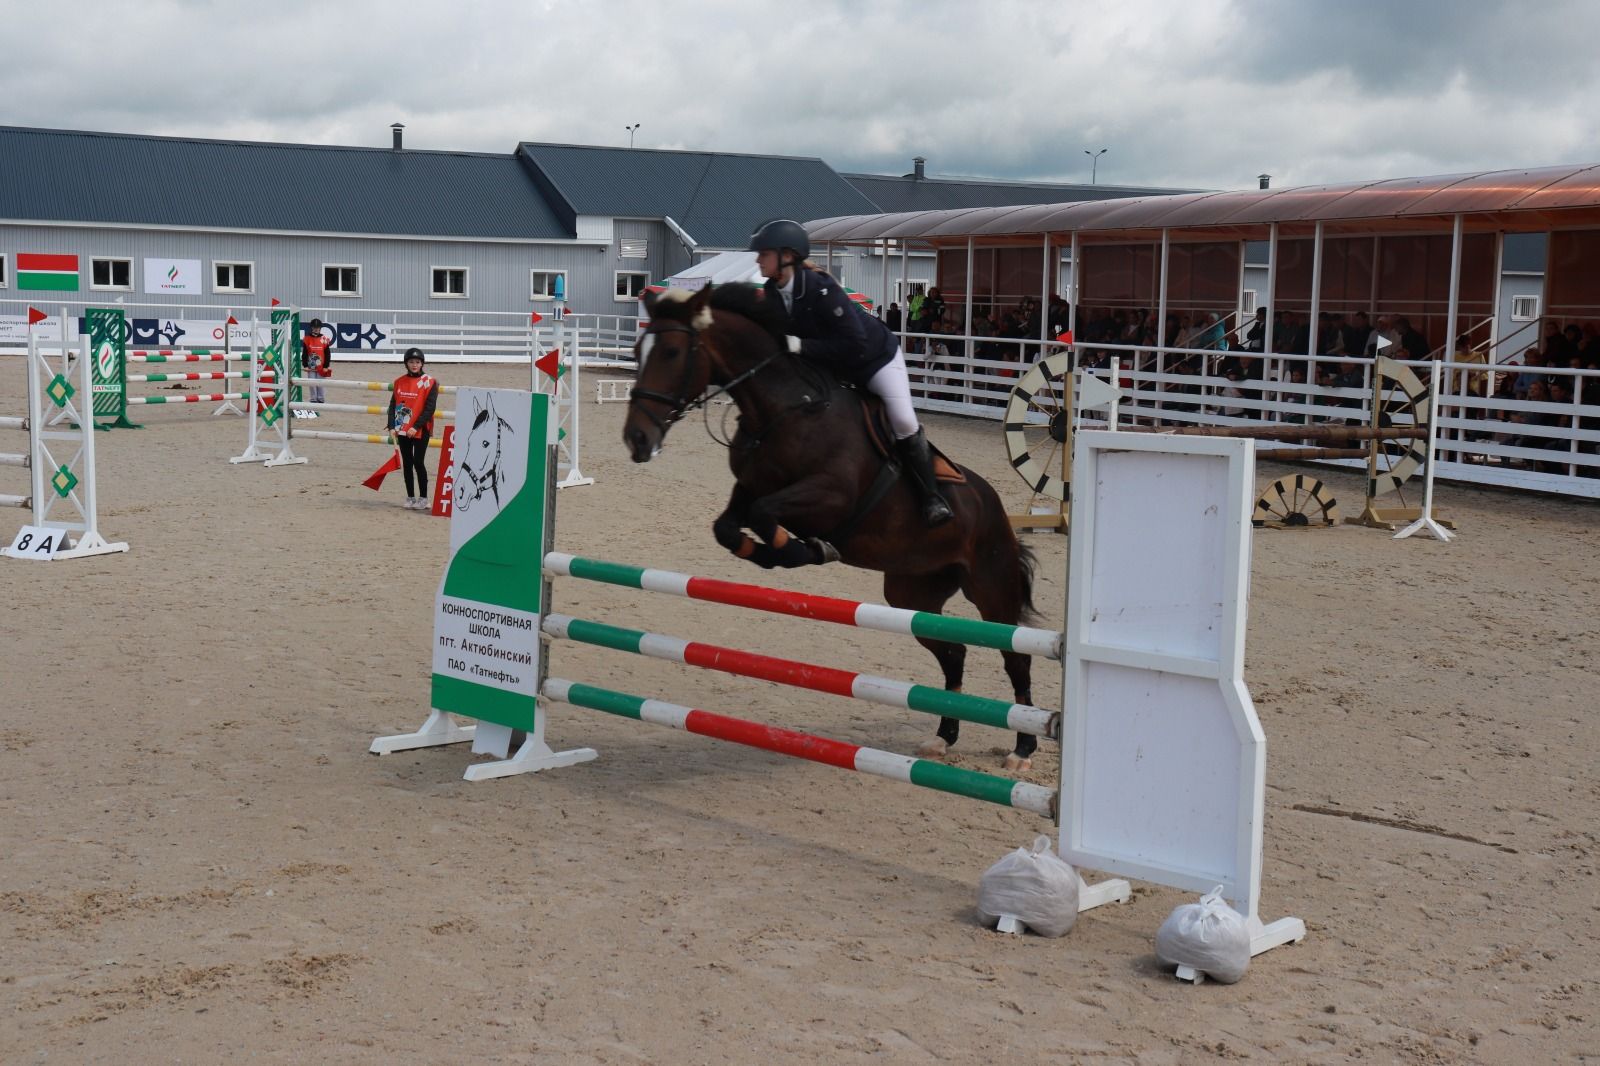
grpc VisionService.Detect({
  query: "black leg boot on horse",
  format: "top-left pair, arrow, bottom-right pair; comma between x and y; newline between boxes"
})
896,428 -> 953,527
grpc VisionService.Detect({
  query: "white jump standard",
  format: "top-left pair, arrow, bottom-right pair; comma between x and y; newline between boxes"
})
1,311 -> 128,560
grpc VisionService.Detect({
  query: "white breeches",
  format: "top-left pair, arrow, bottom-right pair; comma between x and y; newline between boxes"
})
867,348 -> 921,439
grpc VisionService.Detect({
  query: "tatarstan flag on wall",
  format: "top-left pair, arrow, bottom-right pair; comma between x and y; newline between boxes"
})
17,253 -> 79,291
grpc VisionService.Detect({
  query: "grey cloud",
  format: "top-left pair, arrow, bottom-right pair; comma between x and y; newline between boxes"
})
0,0 -> 1592,195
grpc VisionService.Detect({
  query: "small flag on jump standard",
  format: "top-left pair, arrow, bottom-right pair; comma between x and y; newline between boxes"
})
227,315 -> 239,325
530,311 -> 543,325
1055,330 -> 1073,345
270,298 -> 281,307
27,307 -> 48,326
535,348 -> 563,380
362,449 -> 402,490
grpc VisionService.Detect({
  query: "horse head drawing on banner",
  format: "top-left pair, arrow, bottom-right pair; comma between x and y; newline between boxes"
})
455,394 -> 514,513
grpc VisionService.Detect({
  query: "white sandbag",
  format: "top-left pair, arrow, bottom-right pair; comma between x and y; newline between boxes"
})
976,835 -> 1080,937
1154,886 -> 1252,983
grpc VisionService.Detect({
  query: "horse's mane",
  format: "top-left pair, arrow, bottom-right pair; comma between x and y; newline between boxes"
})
649,283 -> 787,345
707,284 -> 788,341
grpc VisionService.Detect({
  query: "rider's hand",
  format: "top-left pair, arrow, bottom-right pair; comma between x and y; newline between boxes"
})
785,335 -> 802,355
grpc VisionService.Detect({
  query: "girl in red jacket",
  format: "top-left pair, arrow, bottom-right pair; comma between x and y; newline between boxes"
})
387,348 -> 440,510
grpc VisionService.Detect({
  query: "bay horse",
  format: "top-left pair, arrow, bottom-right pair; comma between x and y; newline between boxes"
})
624,284 -> 1043,770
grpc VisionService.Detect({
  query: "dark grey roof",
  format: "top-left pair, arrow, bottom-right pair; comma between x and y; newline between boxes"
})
517,143 -> 880,248
843,172 -> 1197,214
0,125 -> 568,239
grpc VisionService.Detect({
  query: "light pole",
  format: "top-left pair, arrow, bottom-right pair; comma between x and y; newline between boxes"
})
625,123 -> 641,148
1084,148 -> 1108,184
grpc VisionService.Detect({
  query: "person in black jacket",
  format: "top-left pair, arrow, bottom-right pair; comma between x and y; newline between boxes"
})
749,219 -> 951,526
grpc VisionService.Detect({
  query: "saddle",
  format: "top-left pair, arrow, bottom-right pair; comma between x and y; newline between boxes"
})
856,390 -> 967,484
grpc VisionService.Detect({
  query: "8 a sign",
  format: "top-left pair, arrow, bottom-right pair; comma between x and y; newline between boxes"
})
4,525 -> 65,560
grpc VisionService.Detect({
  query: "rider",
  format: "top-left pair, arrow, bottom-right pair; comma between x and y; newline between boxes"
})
748,219 -> 952,526
386,347 -> 439,511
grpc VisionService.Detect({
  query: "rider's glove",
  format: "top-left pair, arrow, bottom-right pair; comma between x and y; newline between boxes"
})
785,335 -> 802,354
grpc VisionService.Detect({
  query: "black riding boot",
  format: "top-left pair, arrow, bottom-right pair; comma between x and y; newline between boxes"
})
897,428 -> 954,527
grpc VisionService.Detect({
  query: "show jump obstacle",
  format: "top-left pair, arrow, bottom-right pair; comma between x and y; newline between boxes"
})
1,309 -> 128,560
222,306 -> 591,487
371,389 -> 1305,964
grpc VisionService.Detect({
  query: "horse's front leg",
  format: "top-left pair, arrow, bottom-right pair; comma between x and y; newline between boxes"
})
712,485 -> 755,556
743,475 -> 851,569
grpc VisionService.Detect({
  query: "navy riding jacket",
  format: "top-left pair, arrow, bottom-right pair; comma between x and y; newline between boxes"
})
764,266 -> 899,384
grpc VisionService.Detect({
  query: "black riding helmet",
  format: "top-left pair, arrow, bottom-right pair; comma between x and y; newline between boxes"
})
748,219 -> 810,262
403,347 -> 425,365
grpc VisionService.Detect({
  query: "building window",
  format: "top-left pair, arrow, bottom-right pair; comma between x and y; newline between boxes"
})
430,266 -> 468,298
0,253 -> 7,288
1241,289 -> 1258,314
618,238 -> 648,259
323,264 -> 361,297
91,257 -> 133,290
614,271 -> 649,301
531,270 -> 566,301
1511,295 -> 1540,322
214,261 -> 253,293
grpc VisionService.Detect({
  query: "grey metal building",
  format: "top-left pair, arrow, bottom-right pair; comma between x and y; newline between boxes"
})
0,125 -> 889,327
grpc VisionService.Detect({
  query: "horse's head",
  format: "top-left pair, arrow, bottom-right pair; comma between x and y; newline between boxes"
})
625,286 -> 715,462
455,393 -> 508,510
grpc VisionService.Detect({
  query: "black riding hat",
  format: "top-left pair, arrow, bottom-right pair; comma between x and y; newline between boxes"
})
403,347 -> 425,364
748,219 -> 810,261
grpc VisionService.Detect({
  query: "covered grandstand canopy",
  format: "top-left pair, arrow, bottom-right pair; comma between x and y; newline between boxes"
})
806,164 -> 1600,244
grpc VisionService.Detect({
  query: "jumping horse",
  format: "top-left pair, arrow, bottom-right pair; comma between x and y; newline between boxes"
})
624,285 -> 1043,770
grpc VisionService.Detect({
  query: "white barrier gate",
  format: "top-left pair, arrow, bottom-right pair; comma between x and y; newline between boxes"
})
1062,430 -> 1304,958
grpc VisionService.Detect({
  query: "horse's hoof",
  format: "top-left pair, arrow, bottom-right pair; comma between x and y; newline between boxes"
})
916,737 -> 949,760
1003,753 -> 1032,773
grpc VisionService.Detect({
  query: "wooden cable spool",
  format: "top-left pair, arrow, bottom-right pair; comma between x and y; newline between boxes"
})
1253,474 -> 1340,528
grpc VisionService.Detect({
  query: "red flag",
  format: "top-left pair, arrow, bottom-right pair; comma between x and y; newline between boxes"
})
529,311 -> 543,325
1055,330 -> 1073,345
227,315 -> 239,325
270,298 -> 281,307
535,348 -> 563,380
26,307 -> 48,326
362,449 -> 402,490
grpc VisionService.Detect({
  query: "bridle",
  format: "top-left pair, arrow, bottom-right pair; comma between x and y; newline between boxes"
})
629,318 -> 778,436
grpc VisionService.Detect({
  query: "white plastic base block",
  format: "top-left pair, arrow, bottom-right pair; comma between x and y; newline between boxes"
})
1393,516 -> 1454,542
51,532 -> 129,560
462,737 -> 597,782
0,530 -> 129,560
1248,914 -> 1307,956
370,708 -> 477,754
263,445 -> 307,468
370,709 -> 597,782
557,469 -> 594,489
1174,964 -> 1203,984
995,914 -> 1024,935
1076,874 -> 1133,912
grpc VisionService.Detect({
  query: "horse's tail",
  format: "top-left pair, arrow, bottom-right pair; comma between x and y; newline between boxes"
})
1014,536 -> 1040,626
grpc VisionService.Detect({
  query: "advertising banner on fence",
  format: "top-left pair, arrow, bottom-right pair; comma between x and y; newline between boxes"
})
430,390 -> 555,733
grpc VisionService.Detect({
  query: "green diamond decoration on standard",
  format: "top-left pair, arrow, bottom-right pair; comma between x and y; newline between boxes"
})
259,405 -> 280,426
45,374 -> 76,408
51,465 -> 79,498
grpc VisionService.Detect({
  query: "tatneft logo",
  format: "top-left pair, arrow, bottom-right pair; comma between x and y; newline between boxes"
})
156,265 -> 186,289
95,341 -> 117,380
167,265 -> 179,282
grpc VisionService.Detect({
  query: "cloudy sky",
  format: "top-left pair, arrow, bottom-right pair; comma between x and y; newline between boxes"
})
4,0 -> 1595,192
